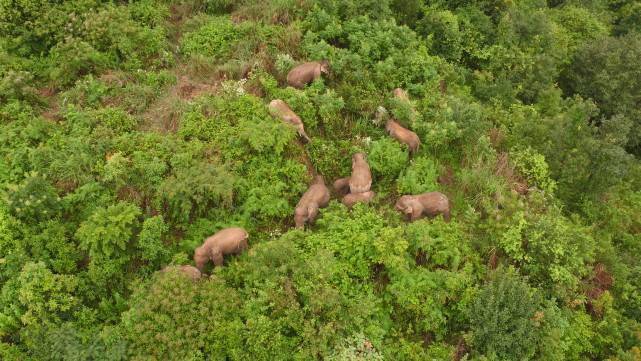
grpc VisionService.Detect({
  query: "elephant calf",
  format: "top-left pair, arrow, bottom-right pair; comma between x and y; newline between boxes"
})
395,192 -> 451,222
268,99 -> 311,142
386,119 -> 420,154
333,177 -> 350,196
295,175 -> 330,228
161,265 -> 202,280
287,60 -> 329,89
349,153 -> 372,194
342,191 -> 375,208
194,227 -> 249,271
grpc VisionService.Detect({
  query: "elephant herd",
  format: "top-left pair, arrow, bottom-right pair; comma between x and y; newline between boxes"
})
166,60 -> 452,278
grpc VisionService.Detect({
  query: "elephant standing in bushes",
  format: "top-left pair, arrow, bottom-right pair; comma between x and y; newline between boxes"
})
268,99 -> 312,143
334,153 -> 374,208
287,60 -> 330,88
349,153 -> 372,194
194,227 -> 249,271
385,119 -> 420,154
295,175 -> 330,228
334,153 -> 375,208
395,192 -> 451,222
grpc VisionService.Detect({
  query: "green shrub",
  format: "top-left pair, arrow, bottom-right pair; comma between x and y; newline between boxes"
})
155,160 -> 234,228
387,267 -> 473,338
467,268 -> 548,360
417,9 -> 464,61
386,219 -> 477,339
397,156 -> 439,194
510,146 -> 556,194
0,71 -> 40,104
179,94 -> 295,157
203,0 -> 237,14
307,139 -> 353,181
4,172 -> 61,223
93,107 -> 138,134
44,4 -> 171,86
48,38 -> 109,86
128,0 -> 170,27
328,333 -> 384,361
181,16 -> 241,59
404,218 -> 472,271
522,211 -> 595,298
368,138 -> 408,181
75,202 -> 141,260
385,97 -> 415,126
0,262 -> 78,335
561,33 -> 641,152
137,215 -> 169,266
23,220 -> 81,274
122,272 -> 244,359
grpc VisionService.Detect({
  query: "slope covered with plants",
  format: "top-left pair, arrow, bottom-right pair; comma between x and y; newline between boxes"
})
1,0 -> 640,359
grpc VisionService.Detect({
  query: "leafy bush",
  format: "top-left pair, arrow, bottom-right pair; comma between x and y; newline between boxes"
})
128,0 -> 170,28
397,156 -> 439,194
75,202 -> 141,260
1,1 -> 641,359
0,262 -> 78,336
181,16 -> 241,59
303,204 -> 396,280
368,138 -> 408,181
48,38 -> 109,87
203,0 -> 237,14
307,138 -> 353,181
328,333 -> 384,361
156,161 -> 234,228
0,71 -> 40,104
137,215 -> 169,266
4,173 -> 61,223
467,268 -> 551,360
122,272 -> 244,359
417,8 -> 464,61
561,33 -> 641,153
509,146 -> 556,194
522,211 -> 595,298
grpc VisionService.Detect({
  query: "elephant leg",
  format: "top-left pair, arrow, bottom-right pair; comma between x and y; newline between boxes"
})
211,251 -> 224,267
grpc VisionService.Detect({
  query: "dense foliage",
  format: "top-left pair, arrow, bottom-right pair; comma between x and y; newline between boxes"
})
1,0 -> 640,359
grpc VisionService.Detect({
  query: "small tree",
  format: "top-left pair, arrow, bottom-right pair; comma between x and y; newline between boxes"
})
467,268 -> 545,360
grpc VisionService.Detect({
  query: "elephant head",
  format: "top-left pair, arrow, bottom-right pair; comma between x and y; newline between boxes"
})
294,203 -> 319,228
395,195 -> 419,216
319,60 -> 330,75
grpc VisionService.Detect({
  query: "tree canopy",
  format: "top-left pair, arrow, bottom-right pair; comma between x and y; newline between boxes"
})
1,0 -> 640,359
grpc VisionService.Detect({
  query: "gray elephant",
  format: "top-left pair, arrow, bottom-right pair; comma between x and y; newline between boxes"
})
194,227 -> 249,271
295,175 -> 330,228
349,153 -> 372,194
395,192 -> 451,222
286,60 -> 330,89
385,119 -> 420,154
268,99 -> 311,142
342,191 -> 375,208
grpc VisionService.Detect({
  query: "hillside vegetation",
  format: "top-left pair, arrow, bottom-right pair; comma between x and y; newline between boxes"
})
1,0 -> 641,360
